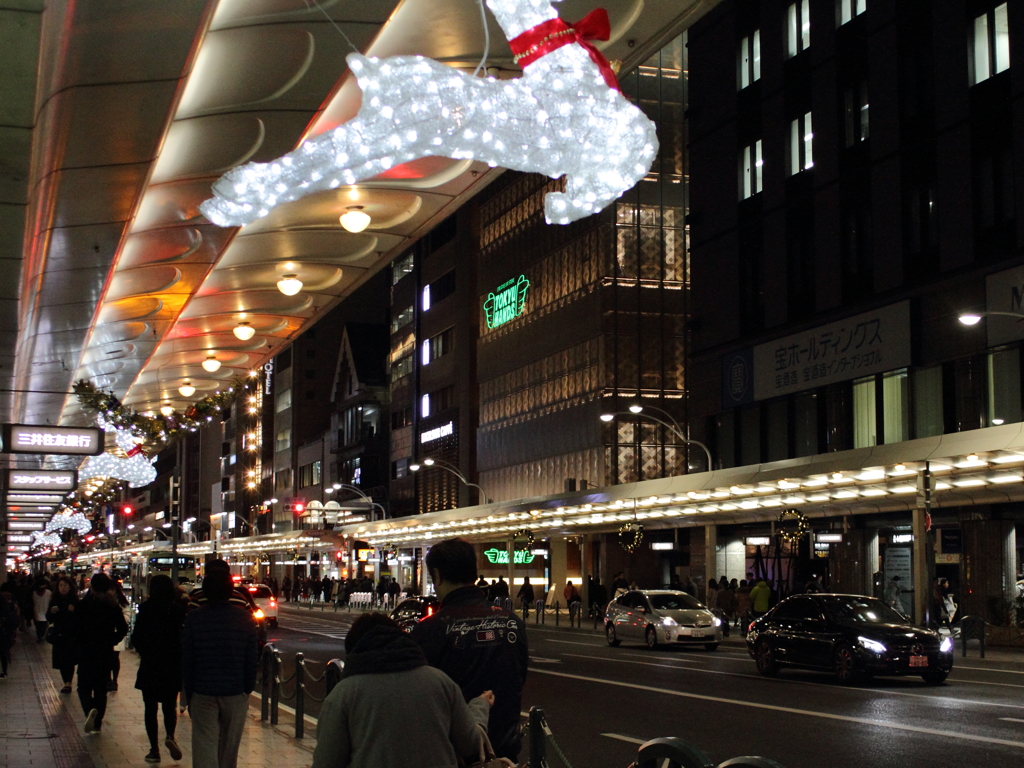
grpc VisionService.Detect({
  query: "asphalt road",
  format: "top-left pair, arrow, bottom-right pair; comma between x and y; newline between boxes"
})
265,605 -> 1024,768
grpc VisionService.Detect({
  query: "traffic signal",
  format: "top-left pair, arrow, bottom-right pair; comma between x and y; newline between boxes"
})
294,502 -> 304,514
122,505 -> 133,516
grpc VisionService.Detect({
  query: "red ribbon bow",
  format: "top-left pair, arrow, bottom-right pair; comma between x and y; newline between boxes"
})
509,8 -> 620,91
126,444 -> 145,458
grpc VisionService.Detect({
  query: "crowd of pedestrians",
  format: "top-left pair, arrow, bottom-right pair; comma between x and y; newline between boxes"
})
275,573 -> 411,607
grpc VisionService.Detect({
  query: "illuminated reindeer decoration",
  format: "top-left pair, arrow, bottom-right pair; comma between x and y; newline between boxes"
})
200,0 -> 658,227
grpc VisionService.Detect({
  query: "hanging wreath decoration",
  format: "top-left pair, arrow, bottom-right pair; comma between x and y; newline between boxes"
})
618,522 -> 644,553
776,509 -> 810,545
381,543 -> 399,561
513,528 -> 534,552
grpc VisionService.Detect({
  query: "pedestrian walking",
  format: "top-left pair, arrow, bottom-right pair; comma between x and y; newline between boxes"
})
322,576 -> 333,603
311,613 -> 494,768
411,537 -> 528,762
74,573 -> 128,734
32,579 -> 52,643
492,575 -> 510,601
1,587 -> 20,678
885,576 -> 903,612
281,576 -> 291,603
705,578 -> 718,610
109,581 -> 132,691
734,580 -> 753,627
48,575 -> 79,693
133,575 -> 186,764
182,570 -> 259,768
516,580 -> 535,611
749,579 -> 771,618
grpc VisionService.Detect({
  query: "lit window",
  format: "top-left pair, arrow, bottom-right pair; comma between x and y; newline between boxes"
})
789,112 -> 814,175
421,393 -> 431,418
971,3 -> 1010,85
844,83 -> 869,146
391,305 -> 413,333
838,0 -> 866,26
421,339 -> 431,366
391,253 -> 414,285
738,31 -> 761,89
739,140 -> 763,199
786,0 -> 810,58
422,284 -> 432,311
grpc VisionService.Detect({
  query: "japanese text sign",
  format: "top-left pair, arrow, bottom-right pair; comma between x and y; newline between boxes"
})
752,302 -> 911,401
2,424 -> 103,456
5,469 -> 78,491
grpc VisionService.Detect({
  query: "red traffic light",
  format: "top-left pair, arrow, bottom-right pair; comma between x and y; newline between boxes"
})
122,505 -> 133,516
294,502 -> 304,513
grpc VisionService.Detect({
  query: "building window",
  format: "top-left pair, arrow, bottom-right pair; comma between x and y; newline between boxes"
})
274,468 -> 293,493
422,328 -> 453,366
988,348 -> 1021,426
882,369 -> 909,444
844,83 -> 869,145
853,376 -> 877,448
738,31 -> 761,89
789,112 -> 814,175
275,428 -> 291,452
421,393 -> 431,418
430,270 -> 456,304
298,461 -> 322,488
391,354 -> 414,383
430,386 -> 455,412
275,388 -> 291,413
739,140 -> 763,199
786,0 -> 810,58
391,305 -> 413,333
422,284 -> 431,312
912,366 -> 944,438
837,0 -> 866,26
971,3 -> 1010,85
392,457 -> 409,479
391,253 -> 414,285
391,406 -> 413,430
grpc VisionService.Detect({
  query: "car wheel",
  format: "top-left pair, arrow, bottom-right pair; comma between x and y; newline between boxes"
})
704,643 -> 719,651
833,644 -> 862,684
755,639 -> 779,677
269,618 -> 278,628
921,669 -> 948,685
606,623 -> 620,647
645,626 -> 659,650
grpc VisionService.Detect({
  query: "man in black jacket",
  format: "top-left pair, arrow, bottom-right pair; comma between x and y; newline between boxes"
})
411,538 -> 528,761
75,573 -> 128,734
183,571 -> 258,768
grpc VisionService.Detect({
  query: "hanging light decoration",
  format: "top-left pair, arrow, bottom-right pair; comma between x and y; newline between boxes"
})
202,354 -> 221,372
178,381 -> 196,397
276,274 -> 303,296
199,1 -> 658,228
340,206 -> 371,233
233,321 -> 256,341
160,403 -> 174,417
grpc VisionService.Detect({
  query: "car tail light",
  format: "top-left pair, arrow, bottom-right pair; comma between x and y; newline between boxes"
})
426,605 -> 434,617
253,608 -> 265,619
748,622 -> 755,634
269,599 -> 276,607
248,587 -> 257,592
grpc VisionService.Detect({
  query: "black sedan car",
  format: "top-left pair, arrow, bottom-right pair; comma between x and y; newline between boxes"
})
390,595 -> 440,632
746,593 -> 953,685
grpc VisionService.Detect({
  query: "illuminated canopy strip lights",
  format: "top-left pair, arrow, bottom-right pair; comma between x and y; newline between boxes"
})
200,0 -> 657,228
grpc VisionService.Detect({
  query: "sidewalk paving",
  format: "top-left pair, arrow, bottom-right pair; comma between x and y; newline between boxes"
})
3,626 -> 317,768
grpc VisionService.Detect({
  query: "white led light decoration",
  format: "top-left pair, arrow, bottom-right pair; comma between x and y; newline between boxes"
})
200,0 -> 658,228
79,422 -> 157,488
31,510 -> 93,548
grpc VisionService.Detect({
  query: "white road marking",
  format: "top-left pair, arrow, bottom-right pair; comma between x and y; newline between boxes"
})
542,639 -> 607,648
532,669 -> 1024,750
560,653 -> 1024,711
275,617 -> 349,640
619,651 -> 708,665
957,666 -> 1024,676
601,733 -> 646,745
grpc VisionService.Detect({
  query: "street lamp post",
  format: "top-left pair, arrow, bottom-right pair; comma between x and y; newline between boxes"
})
600,406 -> 714,472
409,458 -> 492,504
958,310 -> 1024,326
328,483 -> 387,521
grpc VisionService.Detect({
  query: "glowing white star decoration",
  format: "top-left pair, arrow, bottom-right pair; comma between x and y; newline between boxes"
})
200,0 -> 657,227
32,511 -> 93,548
79,420 -> 157,488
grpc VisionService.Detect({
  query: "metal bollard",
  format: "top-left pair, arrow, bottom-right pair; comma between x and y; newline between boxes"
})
529,707 -> 548,768
593,603 -> 600,630
270,647 -> 282,725
295,652 -> 305,738
555,601 -> 560,626
260,645 -> 273,721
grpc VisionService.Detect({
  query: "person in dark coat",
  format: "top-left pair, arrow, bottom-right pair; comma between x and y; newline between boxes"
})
0,587 -> 19,677
132,575 -> 186,764
281,576 -> 292,602
48,575 -> 79,693
182,570 -> 259,768
74,573 -> 128,734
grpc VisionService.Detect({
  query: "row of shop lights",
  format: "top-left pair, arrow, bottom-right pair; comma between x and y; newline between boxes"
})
354,453 -> 1024,545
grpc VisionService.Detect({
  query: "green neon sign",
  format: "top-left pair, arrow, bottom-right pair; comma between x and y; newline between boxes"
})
483,548 -> 535,565
484,275 -> 530,330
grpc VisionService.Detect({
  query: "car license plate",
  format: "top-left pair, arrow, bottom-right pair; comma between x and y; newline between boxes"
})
692,629 -> 705,638
909,655 -> 928,667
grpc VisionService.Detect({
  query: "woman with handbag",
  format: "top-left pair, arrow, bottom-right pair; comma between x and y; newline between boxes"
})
312,612 -> 497,768
48,576 -> 79,693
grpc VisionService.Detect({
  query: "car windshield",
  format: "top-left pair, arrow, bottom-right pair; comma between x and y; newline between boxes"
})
821,596 -> 908,625
648,593 -> 703,611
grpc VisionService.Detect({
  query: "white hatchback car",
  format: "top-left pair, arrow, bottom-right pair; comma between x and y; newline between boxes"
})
605,590 -> 723,650
246,584 -> 279,627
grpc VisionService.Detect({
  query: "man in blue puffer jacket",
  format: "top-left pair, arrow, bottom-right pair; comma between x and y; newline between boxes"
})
182,571 -> 258,768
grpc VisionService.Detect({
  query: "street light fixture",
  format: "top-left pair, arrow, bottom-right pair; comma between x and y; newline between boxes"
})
958,311 -> 1024,326
600,407 -> 714,472
410,457 -> 493,504
333,483 -> 386,521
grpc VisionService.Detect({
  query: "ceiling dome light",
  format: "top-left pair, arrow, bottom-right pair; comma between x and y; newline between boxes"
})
178,381 -> 196,397
160,403 -> 174,417
233,321 -> 255,341
958,314 -> 982,326
277,274 -> 303,296
340,206 -> 371,233
202,355 -> 221,372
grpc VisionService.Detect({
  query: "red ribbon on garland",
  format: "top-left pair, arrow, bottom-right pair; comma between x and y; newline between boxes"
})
509,8 -> 620,91
126,444 -> 145,458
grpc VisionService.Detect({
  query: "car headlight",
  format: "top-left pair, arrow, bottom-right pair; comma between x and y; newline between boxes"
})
712,617 -> 723,627
661,617 -> 678,626
940,638 -> 953,653
857,636 -> 886,654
